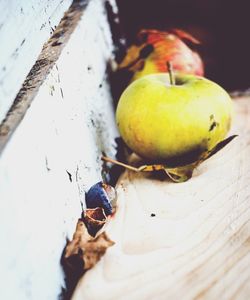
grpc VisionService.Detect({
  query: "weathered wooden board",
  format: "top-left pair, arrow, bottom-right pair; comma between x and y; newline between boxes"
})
73,97 -> 250,300
0,0 -> 73,123
0,0 -> 118,299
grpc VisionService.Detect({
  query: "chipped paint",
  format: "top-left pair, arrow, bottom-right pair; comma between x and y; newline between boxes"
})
0,0 -> 119,299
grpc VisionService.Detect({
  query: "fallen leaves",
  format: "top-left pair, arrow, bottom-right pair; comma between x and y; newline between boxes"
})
63,218 -> 114,271
102,135 -> 237,182
61,207 -> 115,299
83,207 -> 107,237
61,212 -> 114,299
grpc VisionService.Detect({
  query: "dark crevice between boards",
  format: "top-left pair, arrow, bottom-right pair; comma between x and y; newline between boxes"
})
105,0 -> 131,106
60,244 -> 85,300
105,0 -> 127,64
101,0 -> 135,184
101,137 -> 132,186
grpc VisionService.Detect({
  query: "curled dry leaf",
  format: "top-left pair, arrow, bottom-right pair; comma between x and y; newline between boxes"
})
63,219 -> 114,273
83,207 -> 107,237
61,210 -> 114,298
171,28 -> 201,45
102,135 -> 237,183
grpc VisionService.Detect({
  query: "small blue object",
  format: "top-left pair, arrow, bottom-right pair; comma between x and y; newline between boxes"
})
85,181 -> 114,215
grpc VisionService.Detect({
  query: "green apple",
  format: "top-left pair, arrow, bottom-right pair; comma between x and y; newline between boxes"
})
116,73 -> 233,167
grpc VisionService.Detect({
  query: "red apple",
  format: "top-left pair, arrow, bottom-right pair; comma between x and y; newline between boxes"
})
118,28 -> 204,81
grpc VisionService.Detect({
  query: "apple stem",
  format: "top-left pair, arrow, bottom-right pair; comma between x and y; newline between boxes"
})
167,61 -> 175,85
101,156 -> 141,172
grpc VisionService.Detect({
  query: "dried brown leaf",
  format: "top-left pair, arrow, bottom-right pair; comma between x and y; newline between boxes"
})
83,207 -> 107,237
202,135 -> 238,161
102,135 -> 237,183
63,219 -> 114,272
82,231 -> 115,270
171,28 -> 201,45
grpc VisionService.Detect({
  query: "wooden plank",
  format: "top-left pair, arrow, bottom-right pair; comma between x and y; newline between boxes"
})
0,0 -> 88,154
0,0 -> 74,123
72,97 -> 250,300
0,0 -> 118,299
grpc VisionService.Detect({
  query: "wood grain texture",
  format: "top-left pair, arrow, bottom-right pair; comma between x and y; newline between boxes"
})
73,97 -> 250,300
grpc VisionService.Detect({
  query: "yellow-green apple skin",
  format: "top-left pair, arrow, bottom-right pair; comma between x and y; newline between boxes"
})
116,73 -> 233,166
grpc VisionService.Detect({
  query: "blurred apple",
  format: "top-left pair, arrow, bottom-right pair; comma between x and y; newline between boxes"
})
118,28 -> 204,82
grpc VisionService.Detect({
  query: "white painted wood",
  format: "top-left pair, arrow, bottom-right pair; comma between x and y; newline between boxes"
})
0,0 -> 118,299
0,0 -> 73,123
72,98 -> 250,300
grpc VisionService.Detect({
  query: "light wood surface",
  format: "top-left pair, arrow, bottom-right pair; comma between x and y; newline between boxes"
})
73,97 -> 250,300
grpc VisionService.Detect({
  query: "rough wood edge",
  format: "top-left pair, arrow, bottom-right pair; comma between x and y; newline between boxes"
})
0,0 -> 89,155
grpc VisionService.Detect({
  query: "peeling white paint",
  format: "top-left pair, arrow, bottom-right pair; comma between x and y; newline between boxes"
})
0,0 -> 119,299
0,0 -> 73,123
